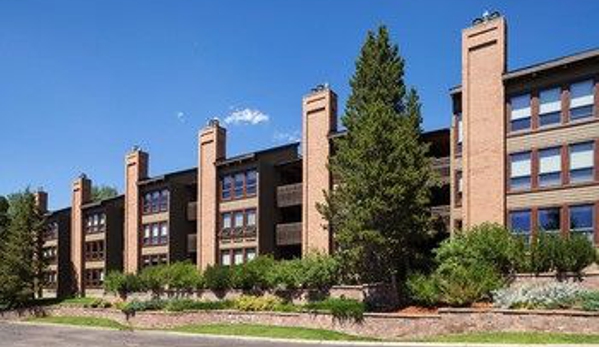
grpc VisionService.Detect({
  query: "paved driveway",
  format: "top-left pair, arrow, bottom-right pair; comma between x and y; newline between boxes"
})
0,322 -> 393,347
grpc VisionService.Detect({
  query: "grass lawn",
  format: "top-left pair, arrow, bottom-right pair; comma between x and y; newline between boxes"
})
171,323 -> 374,341
425,331 -> 599,344
26,316 -> 127,330
58,297 -> 98,306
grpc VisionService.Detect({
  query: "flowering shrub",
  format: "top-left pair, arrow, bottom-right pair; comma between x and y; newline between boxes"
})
492,283 -> 588,309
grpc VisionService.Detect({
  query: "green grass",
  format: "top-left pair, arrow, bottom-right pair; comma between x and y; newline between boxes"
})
26,316 -> 127,330
425,331 -> 599,344
58,297 -> 98,306
171,323 -> 374,341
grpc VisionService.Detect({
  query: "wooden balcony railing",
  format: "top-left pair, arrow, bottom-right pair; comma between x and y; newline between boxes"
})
432,157 -> 450,184
276,222 -> 302,246
276,183 -> 302,208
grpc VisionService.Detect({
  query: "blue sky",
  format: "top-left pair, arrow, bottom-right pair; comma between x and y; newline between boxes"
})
1,1 -> 598,209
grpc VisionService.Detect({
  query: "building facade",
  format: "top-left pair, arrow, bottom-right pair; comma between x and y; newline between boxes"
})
450,14 -> 599,244
37,12 -> 599,297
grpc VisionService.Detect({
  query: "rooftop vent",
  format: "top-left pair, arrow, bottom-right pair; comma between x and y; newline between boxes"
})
310,83 -> 329,93
472,11 -> 501,26
207,117 -> 220,127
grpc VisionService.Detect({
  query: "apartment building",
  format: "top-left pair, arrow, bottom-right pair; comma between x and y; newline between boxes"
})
450,13 -> 599,243
38,84 -> 450,297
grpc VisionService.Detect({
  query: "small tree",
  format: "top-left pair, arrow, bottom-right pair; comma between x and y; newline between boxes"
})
139,265 -> 167,298
104,271 -> 141,301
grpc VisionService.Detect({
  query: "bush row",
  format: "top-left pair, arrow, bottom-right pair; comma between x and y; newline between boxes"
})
407,223 -> 597,307
493,282 -> 599,311
118,295 -> 364,322
104,254 -> 340,300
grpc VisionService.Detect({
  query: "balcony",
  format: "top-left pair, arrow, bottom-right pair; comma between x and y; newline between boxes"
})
432,157 -> 450,184
187,202 -> 197,221
187,233 -> 197,253
277,183 -> 302,208
276,222 -> 302,246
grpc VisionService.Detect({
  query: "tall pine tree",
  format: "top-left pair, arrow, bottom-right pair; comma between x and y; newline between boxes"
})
320,26 -> 437,284
0,190 -> 45,306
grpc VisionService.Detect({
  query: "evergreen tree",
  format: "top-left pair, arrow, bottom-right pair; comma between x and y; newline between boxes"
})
0,190 -> 45,306
92,185 -> 118,202
0,196 -> 9,240
319,26 -> 438,284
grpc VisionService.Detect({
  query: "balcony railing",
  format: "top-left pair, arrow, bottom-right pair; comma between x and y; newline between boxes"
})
187,202 -> 197,221
276,222 -> 302,246
432,157 -> 450,184
277,183 -> 302,208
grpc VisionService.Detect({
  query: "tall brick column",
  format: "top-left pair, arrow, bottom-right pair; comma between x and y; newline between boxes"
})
461,16 -> 507,228
302,86 -> 337,255
71,174 -> 91,295
124,147 -> 149,273
197,119 -> 226,270
34,189 -> 48,214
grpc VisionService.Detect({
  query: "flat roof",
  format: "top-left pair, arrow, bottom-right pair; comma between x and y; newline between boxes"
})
449,47 -> 599,94
139,167 -> 197,185
81,194 -> 124,209
217,142 -> 299,167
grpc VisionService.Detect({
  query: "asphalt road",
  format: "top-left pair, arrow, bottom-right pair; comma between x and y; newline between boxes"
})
0,322 -> 392,347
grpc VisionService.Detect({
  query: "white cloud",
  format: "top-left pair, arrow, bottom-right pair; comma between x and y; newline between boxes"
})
273,130 -> 301,143
224,108 -> 269,126
176,111 -> 186,123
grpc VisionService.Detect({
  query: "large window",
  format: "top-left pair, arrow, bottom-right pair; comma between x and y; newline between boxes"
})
510,152 -> 531,190
43,247 -> 57,264
569,142 -> 594,183
85,213 -> 106,234
539,88 -> 562,127
142,254 -> 168,268
220,209 -> 257,240
220,248 -> 256,266
538,207 -> 561,233
220,251 -> 231,266
456,113 -> 463,154
221,170 -> 258,201
510,94 -> 531,132
84,269 -> 104,288
538,147 -> 562,187
570,204 -> 594,243
570,80 -> 595,121
85,241 -> 105,261
142,222 -> 168,246
142,189 -> 169,215
509,210 -> 531,240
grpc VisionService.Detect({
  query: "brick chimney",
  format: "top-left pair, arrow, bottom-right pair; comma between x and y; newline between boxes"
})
71,174 -> 91,295
461,13 -> 507,228
197,119 -> 226,270
34,189 -> 48,214
301,85 -> 337,255
124,147 -> 149,273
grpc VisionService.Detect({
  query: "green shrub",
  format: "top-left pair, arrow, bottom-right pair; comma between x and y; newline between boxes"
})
120,298 -> 166,314
104,271 -> 142,300
559,235 -> 595,277
300,254 -> 340,290
204,265 -> 232,291
232,256 -> 276,291
304,298 -> 365,322
269,259 -> 303,290
580,291 -> 599,311
164,262 -> 204,292
139,265 -> 167,297
406,273 -> 439,307
83,298 -> 111,309
164,298 -> 232,312
233,295 -> 284,311
527,233 -> 554,274
435,261 -> 504,306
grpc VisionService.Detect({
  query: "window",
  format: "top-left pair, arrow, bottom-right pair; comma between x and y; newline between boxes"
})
246,248 -> 256,262
234,249 -> 244,265
569,142 -> 594,183
142,222 -> 168,246
44,271 -> 58,287
510,152 -> 531,190
246,209 -> 256,227
85,241 -> 105,261
43,247 -> 58,263
510,94 -> 531,132
44,222 -> 58,240
570,80 -> 595,121
455,171 -> 463,207
570,204 -> 594,243
455,113 -> 463,154
84,269 -> 104,288
539,88 -> 562,127
538,207 -> 561,233
222,176 -> 233,200
234,173 -> 245,198
246,170 -> 257,196
85,213 -> 106,234
222,212 -> 232,229
539,147 -> 561,187
142,254 -> 168,268
143,190 -> 169,215
221,251 -> 231,266
509,210 -> 531,241
234,211 -> 244,228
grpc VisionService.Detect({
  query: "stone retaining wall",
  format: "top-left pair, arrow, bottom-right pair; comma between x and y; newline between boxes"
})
10,305 -> 599,339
